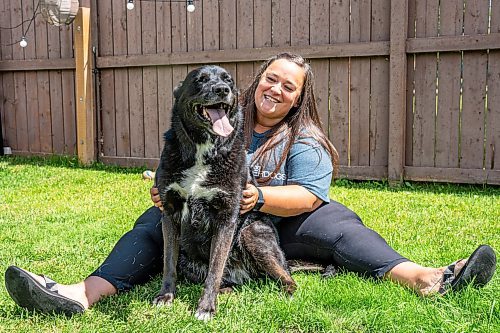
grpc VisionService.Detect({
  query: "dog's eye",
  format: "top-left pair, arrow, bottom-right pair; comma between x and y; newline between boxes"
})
199,74 -> 210,83
221,73 -> 233,84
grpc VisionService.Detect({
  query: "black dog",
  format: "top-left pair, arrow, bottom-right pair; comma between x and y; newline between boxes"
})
153,65 -> 296,320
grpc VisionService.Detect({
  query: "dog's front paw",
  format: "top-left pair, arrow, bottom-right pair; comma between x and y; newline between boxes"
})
153,293 -> 175,306
195,308 -> 214,321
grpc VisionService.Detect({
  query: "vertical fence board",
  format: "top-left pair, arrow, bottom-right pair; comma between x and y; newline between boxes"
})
254,0 -> 272,48
142,1 -> 158,158
98,0 -> 116,156
349,0 -> 371,166
310,0 -> 330,136
370,0 -> 390,166
26,71 -> 40,152
460,1 -> 489,169
272,0 -> 291,47
253,0 -> 272,79
62,71 -> 75,154
1,0 -> 13,61
405,0 -> 416,167
236,0 -> 254,91
60,25 -> 73,58
1,0 -> 15,149
100,70 -> 115,156
35,11 -> 52,153
435,0 -> 463,168
220,0 -> 236,50
171,2 -> 187,53
128,67 -> 144,157
2,73 -> 16,149
26,0 -> 40,152
329,0 -> 350,166
13,72 -> 28,151
156,2 -> 172,147
219,0 -> 237,79
156,1 -> 173,147
187,0 -> 202,52
60,22 -> 74,154
112,0 -> 130,156
22,0 -> 35,60
291,0 -> 309,46
171,2 -> 188,125
11,0 -> 23,62
127,1 -> 144,158
203,0 -> 219,51
21,1 -> 40,152
412,0 -> 438,167
486,1 -> 500,170
48,19 -> 63,154
37,71 -> 52,153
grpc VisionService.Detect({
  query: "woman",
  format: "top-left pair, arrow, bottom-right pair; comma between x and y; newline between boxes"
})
5,53 -> 496,315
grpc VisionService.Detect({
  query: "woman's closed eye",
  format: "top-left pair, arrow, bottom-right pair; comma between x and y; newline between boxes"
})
266,75 -> 278,84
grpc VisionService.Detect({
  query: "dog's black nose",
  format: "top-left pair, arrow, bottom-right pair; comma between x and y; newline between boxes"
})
213,84 -> 230,97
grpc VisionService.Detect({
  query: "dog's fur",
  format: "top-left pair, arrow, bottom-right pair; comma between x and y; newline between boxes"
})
153,65 -> 296,320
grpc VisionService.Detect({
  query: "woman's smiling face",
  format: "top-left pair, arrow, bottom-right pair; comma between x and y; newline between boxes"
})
254,59 -> 305,125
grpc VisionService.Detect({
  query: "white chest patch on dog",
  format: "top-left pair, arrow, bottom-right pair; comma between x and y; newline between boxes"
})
168,142 -> 227,204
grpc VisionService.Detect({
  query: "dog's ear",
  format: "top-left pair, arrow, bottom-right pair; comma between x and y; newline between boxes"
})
173,81 -> 184,99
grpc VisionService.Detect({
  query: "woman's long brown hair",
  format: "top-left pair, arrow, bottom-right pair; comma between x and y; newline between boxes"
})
240,53 -> 339,184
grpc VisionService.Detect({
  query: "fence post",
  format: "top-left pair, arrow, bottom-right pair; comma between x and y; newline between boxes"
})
74,6 -> 95,164
388,0 -> 408,184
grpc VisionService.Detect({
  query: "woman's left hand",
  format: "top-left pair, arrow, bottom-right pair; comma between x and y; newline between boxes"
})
240,183 -> 259,214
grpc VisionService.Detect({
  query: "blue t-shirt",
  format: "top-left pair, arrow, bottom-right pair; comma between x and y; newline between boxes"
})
247,130 -> 333,203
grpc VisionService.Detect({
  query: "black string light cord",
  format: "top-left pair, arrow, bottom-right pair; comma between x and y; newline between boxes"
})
0,1 -> 41,47
0,0 -> 198,47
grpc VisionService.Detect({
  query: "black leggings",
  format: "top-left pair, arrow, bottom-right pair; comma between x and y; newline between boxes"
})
90,202 -> 409,291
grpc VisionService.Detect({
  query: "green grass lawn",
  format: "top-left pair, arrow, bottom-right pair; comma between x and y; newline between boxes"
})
0,156 -> 498,333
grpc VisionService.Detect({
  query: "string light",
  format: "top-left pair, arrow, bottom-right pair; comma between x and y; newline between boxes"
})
0,1 -> 40,48
127,0 -> 135,10
19,37 -> 28,48
187,0 -> 195,12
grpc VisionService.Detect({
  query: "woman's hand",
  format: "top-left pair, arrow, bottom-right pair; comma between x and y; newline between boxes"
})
150,187 -> 164,211
240,183 -> 259,214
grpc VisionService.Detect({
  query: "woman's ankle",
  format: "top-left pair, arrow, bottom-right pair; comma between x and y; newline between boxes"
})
385,261 -> 441,296
82,276 -> 118,307
57,282 -> 91,309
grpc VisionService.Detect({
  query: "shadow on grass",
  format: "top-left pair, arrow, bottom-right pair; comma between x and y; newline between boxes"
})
0,155 -> 148,175
91,277 -> 205,321
333,178 -> 499,197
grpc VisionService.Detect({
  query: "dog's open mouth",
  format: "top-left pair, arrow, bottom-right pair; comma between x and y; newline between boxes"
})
195,103 -> 234,137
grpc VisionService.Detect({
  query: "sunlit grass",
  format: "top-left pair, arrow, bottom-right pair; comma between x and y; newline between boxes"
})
0,156 -> 498,332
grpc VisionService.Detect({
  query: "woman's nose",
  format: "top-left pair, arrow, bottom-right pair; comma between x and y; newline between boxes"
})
270,82 -> 282,93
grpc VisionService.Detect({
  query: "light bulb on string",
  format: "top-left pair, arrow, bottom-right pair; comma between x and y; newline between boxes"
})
187,0 -> 195,12
19,36 -> 27,48
127,0 -> 135,10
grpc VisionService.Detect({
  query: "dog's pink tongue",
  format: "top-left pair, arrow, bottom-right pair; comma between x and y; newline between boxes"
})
206,108 -> 234,137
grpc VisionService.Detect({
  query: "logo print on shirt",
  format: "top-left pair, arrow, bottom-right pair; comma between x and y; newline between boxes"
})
252,165 -> 287,181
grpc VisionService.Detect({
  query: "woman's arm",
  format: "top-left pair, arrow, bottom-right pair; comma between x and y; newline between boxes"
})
240,183 -> 323,217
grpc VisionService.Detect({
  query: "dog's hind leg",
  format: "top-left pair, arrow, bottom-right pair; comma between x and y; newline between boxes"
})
240,221 -> 297,295
153,214 -> 180,306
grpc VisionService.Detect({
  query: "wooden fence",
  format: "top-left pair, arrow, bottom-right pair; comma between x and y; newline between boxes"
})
1,0 -> 499,184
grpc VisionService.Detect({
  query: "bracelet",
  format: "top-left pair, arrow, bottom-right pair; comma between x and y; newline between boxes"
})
253,187 -> 265,211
